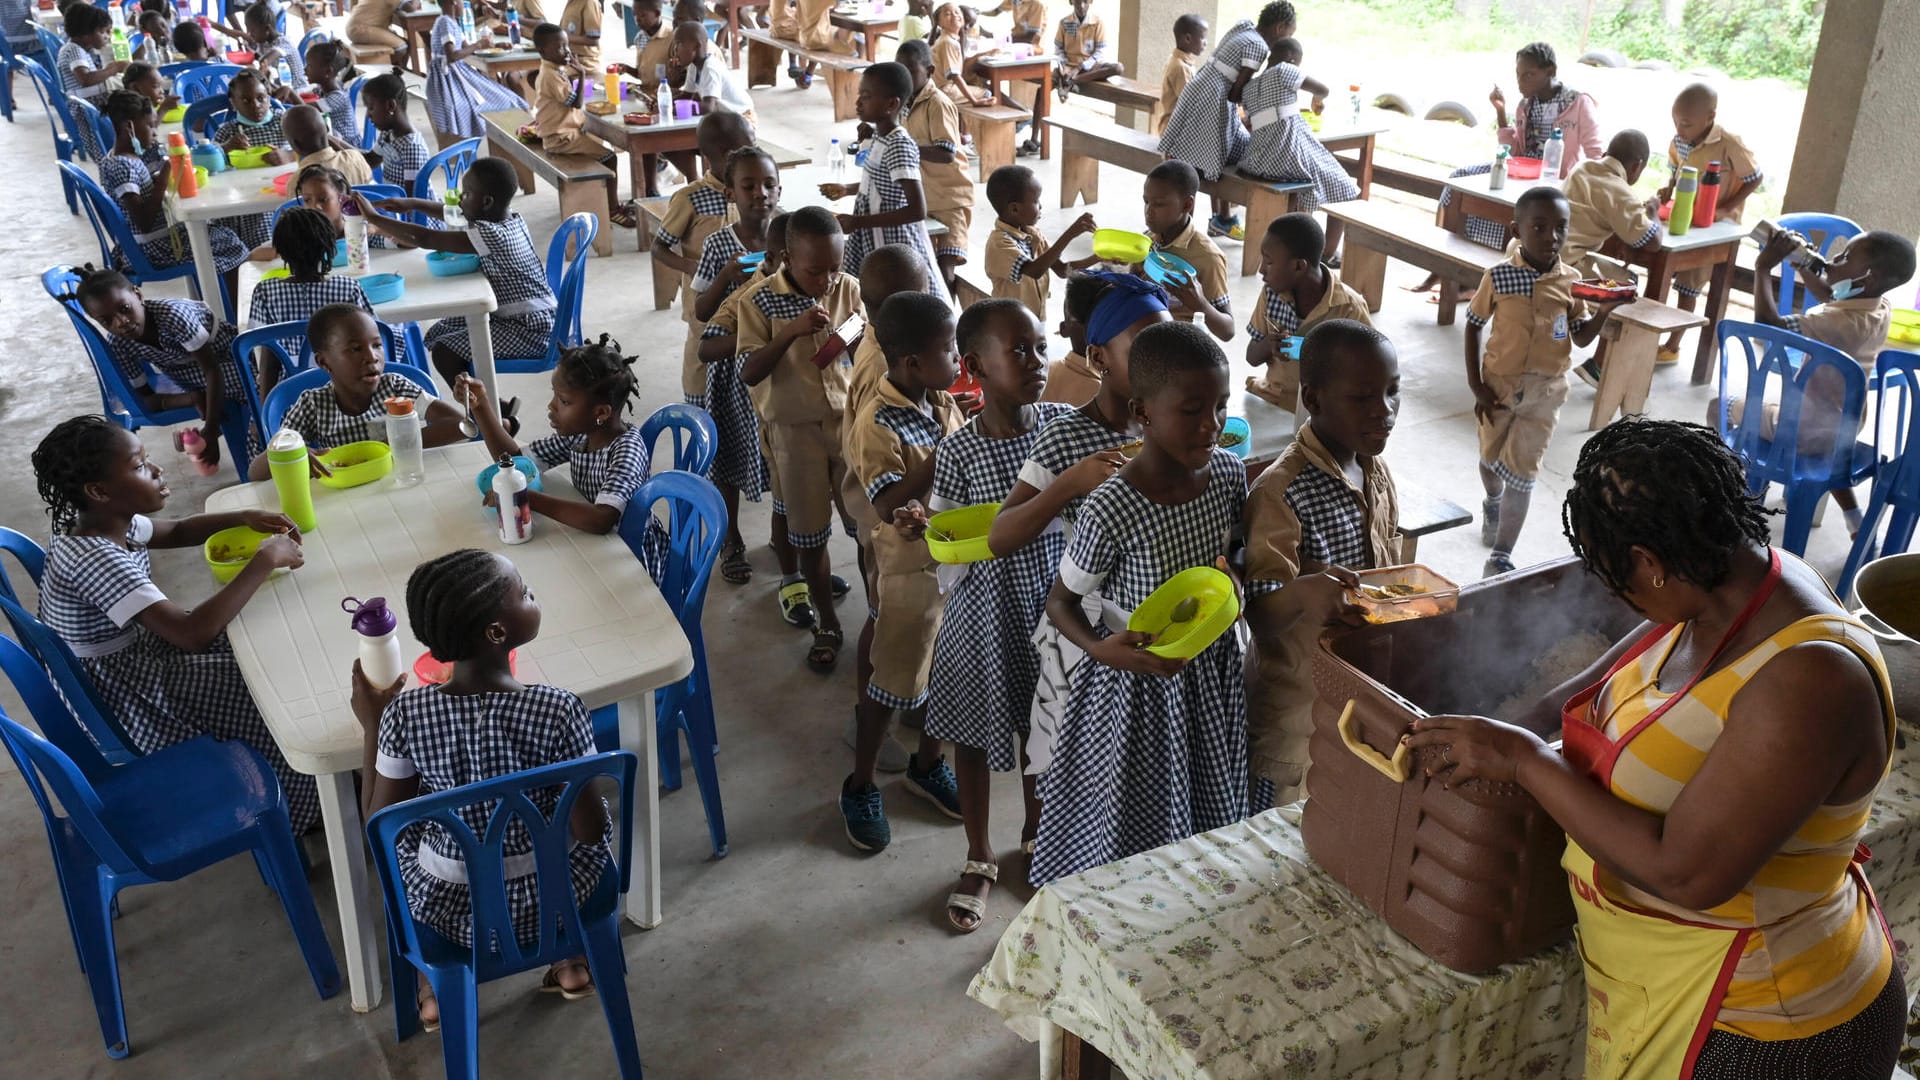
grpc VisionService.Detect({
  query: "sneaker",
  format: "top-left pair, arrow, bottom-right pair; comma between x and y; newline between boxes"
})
904,753 -> 964,821
1484,552 -> 1516,579
1655,345 -> 1682,365
1016,139 -> 1042,159
1480,496 -> 1500,547
1574,358 -> 1602,388
830,574 -> 851,599
778,580 -> 815,628
1206,213 -> 1244,241
840,779 -> 891,852
844,710 -> 909,773
1055,78 -> 1071,104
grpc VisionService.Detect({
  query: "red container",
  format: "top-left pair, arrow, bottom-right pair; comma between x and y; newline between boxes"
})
1692,160 -> 1723,228
1505,156 -> 1544,180
225,49 -> 255,64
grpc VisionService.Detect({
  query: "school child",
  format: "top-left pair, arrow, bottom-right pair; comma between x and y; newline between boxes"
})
303,39 -> 360,145
909,299 -> 1077,928
735,206 -> 865,670
654,111 -> 751,404
1150,14 -> 1205,136
1051,0 -> 1122,100
1040,271 -> 1105,405
58,3 -> 128,161
3,0 -> 40,66
1239,38 -> 1356,260
983,164 -> 1095,320
170,18 -> 215,62
1561,129 -> 1664,279
529,22 -> 637,228
1245,213 -> 1371,413
618,0 -> 673,86
1467,187 -> 1621,578
243,2 -> 309,99
1028,320 -> 1250,886
248,305 -> 466,480
353,158 -> 557,388
670,19 -> 755,123
772,0 -> 849,88
245,206 -> 374,392
899,0 -> 932,43
840,292 -> 966,852
425,0 -> 527,140
122,61 -> 181,117
97,91 -> 251,287
279,164 -> 399,255
285,103 -> 376,186
135,10 -> 173,63
33,416 -> 319,831
1244,319 -> 1399,809
1143,160 -> 1233,342
347,0 -> 416,70
1157,1 -> 1293,240
213,68 -> 292,163
930,2 -> 993,108
822,62 -> 950,305
352,548 -> 613,1028
987,272 -> 1166,770
1656,81 -> 1764,361
897,38 -> 973,292
361,69 -> 431,190
558,0 -> 604,72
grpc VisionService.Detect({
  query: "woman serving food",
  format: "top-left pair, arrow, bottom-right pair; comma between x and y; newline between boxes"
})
1408,418 -> 1903,1079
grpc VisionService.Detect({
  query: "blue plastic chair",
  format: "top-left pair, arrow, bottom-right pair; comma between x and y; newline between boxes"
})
43,265 -> 257,476
70,93 -> 112,160
1838,348 -> 1920,598
34,26 -> 64,75
262,359 -> 438,434
1715,319 -> 1874,556
296,28 -> 330,64
173,62 -> 242,104
0,525 -> 45,607
0,635 -> 341,1059
366,751 -> 644,1079
1773,213 -> 1863,317
125,31 -> 145,58
0,31 -> 22,121
158,59 -> 211,79
412,136 -> 479,224
494,213 -> 596,375
0,592 -> 141,764
59,161 -> 235,317
640,401 -> 717,477
18,59 -> 80,214
180,90 -> 231,141
347,74 -> 375,149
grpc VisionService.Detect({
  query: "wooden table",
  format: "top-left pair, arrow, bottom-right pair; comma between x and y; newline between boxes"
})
173,163 -> 296,323
975,52 -> 1052,158
715,0 -> 772,68
460,44 -> 542,103
829,5 -> 897,62
582,105 -> 705,225
401,9 -> 441,75
1315,122 -> 1384,200
1440,171 -> 1745,385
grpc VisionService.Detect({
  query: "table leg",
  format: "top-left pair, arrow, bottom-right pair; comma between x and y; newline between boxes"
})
729,3 -> 742,68
1035,69 -> 1052,159
617,695 -> 664,928
468,312 -> 500,416
1355,134 -> 1375,199
316,771 -> 383,1012
1036,1020 -> 1065,1080
1059,134 -> 1098,208
1692,244 -> 1736,386
184,220 -> 229,321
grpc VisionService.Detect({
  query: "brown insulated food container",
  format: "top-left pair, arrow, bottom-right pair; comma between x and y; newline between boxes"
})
1302,556 -> 1643,973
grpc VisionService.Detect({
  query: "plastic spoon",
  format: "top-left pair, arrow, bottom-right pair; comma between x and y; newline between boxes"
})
459,384 -> 480,439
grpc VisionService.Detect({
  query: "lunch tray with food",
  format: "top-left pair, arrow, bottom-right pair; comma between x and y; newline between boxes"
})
1571,273 -> 1640,303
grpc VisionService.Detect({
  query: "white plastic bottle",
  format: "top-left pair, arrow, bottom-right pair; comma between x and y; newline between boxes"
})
343,198 -> 370,274
492,455 -> 533,544
828,138 -> 845,181
1348,83 -> 1361,127
385,397 -> 425,487
656,64 -> 672,124
343,596 -> 405,690
460,0 -> 476,40
1542,126 -> 1564,179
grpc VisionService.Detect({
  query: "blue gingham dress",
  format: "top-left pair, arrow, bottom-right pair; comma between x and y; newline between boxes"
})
318,87 -> 357,144
527,424 -> 669,581
376,683 -> 610,947
1239,63 -> 1359,212
106,299 -> 263,452
1029,449 -> 1250,887
841,127 -> 950,305
922,402 -> 1076,770
374,128 -> 431,189
423,213 -> 557,364
1156,20 -> 1265,180
425,14 -> 525,138
278,370 -> 423,448
39,516 -> 320,832
213,111 -> 291,150
247,273 -> 374,358
58,40 -> 110,160
100,151 -> 253,273
692,228 -> 769,499
1017,406 -> 1134,524
258,34 -> 309,93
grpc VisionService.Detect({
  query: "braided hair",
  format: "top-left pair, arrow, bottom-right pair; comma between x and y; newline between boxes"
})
364,69 -> 408,103
1516,41 -> 1557,74
71,263 -> 134,307
405,548 -> 515,661
557,334 -> 641,416
102,88 -> 154,131
723,144 -> 776,184
307,38 -> 357,82
273,207 -> 338,280
33,416 -> 126,535
1562,418 -> 1774,595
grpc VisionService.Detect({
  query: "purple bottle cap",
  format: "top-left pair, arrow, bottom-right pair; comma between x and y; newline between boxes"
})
342,596 -> 397,636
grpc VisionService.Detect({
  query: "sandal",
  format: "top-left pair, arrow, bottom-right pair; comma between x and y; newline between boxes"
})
946,860 -> 998,934
416,978 -> 441,1033
720,541 -> 752,585
609,199 -> 640,230
501,396 -> 522,437
538,959 -> 595,1001
806,626 -> 843,672
779,580 -> 815,628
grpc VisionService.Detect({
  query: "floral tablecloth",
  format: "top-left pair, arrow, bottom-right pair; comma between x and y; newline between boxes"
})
969,727 -> 1920,1080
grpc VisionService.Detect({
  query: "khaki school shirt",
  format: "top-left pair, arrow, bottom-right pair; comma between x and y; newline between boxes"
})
561,0 -> 603,71
657,171 -> 736,324
843,328 -> 888,434
533,60 -> 585,146
1272,266 -> 1371,335
1054,11 -> 1103,68
1041,350 -> 1101,405
1467,246 -> 1591,378
1563,156 -> 1660,272
1668,123 -> 1762,224
1155,218 -> 1231,312
1151,49 -> 1197,135
932,34 -> 974,106
734,268 -> 863,424
633,25 -> 673,83
904,80 -> 972,213
297,146 -> 373,187
1010,0 -> 1047,39
985,219 -> 1053,319
847,376 -> 965,573
1789,295 -> 1893,369
1245,420 -> 1400,585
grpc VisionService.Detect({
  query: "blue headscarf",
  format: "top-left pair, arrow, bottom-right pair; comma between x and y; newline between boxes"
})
1085,272 -> 1170,347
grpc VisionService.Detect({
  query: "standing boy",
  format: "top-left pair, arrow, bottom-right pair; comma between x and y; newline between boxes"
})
1245,212 -> 1371,413
654,111 -> 752,404
1150,14 -> 1206,135
983,164 -> 1096,320
898,39 -> 974,294
1143,159 -> 1233,342
1656,82 -> 1763,362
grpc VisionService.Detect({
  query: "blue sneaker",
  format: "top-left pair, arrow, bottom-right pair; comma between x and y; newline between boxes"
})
840,779 -> 891,852
904,754 -> 963,821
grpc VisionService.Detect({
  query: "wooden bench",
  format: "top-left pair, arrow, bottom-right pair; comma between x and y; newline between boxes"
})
1347,149 -> 1452,202
479,110 -> 616,257
737,27 -> 869,122
958,102 -> 1029,179
1322,199 -> 1504,326
1073,74 -> 1159,116
1045,112 -> 1311,277
1588,298 -> 1708,430
952,271 -> 991,308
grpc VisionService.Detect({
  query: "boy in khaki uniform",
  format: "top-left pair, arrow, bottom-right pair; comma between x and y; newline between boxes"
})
559,0 -> 604,71
1562,130 -> 1663,277
1467,188 -> 1622,578
1246,213 -> 1371,414
1657,82 -> 1764,361
285,106 -> 375,186
1143,159 -> 1233,342
653,112 -> 752,404
898,39 -> 974,291
1150,15 -> 1205,136
982,164 -> 1095,320
983,0 -> 1047,43
839,291 -> 967,852
1245,320 -> 1401,808
1040,270 -> 1105,405
529,25 -> 630,225
1052,0 -> 1121,94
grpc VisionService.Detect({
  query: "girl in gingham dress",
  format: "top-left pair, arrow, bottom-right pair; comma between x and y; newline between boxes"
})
423,0 -> 526,139
911,299 -> 1076,933
352,158 -> 556,389
824,62 -> 951,305
97,92 -> 253,281
1239,41 -> 1359,217
302,39 -> 360,144
1156,3 -> 1292,238
1029,321 -> 1250,887
31,416 -> 320,833
57,3 -> 124,161
245,206 -> 373,389
456,338 -> 670,581
361,70 -> 431,190
354,549 -> 611,1026
288,165 -> 400,254
214,71 -> 295,249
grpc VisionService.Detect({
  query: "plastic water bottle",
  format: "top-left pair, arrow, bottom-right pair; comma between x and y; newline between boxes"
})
1348,83 -> 1361,127
492,455 -> 533,544
111,2 -> 125,28
176,428 -> 218,476
506,0 -> 521,45
343,596 -> 405,690
828,138 -> 845,181
111,26 -> 131,63
442,189 -> 464,227
385,398 -> 425,486
266,428 -> 319,533
1488,146 -> 1507,191
343,198 -> 370,274
1692,160 -> 1722,228
460,0 -> 476,41
1668,165 -> 1699,237
655,64 -> 671,124
276,58 -> 294,89
1542,126 -> 1564,179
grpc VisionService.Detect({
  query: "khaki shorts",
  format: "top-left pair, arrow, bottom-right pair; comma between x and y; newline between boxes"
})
1477,370 -> 1568,489
867,539 -> 944,708
928,205 -> 971,263
1674,266 -> 1710,297
764,417 -> 848,548
759,421 -> 783,510
839,465 -> 881,604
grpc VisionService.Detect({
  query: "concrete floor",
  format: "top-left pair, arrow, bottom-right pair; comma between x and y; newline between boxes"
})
0,68 -> 1864,1080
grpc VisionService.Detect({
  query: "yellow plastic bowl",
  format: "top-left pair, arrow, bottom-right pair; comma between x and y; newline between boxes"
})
1091,228 -> 1152,264
203,526 -> 274,584
1128,566 -> 1239,659
316,440 -> 393,489
228,145 -> 276,169
1891,308 -> 1920,346
926,503 -> 999,564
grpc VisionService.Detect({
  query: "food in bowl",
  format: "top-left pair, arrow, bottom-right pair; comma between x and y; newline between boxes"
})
1571,277 -> 1639,303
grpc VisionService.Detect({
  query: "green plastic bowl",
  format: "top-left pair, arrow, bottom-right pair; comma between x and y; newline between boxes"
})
1128,566 -> 1239,659
316,440 -> 393,489
1891,308 -> 1920,346
926,502 -> 999,564
227,145 -> 277,169
1091,228 -> 1152,264
203,526 -> 275,584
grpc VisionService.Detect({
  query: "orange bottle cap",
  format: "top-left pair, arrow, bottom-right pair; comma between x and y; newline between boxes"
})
385,397 -> 416,416
166,131 -> 187,147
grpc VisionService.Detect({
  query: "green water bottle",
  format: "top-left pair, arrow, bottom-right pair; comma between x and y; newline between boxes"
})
1668,166 -> 1699,238
266,428 -> 318,533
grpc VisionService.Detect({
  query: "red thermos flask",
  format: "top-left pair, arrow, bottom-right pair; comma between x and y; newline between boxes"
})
1692,161 -> 1722,228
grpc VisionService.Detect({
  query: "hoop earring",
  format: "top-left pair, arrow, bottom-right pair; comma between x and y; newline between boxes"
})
1652,577 -> 1665,589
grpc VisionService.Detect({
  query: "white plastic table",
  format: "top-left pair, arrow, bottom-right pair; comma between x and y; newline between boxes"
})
172,162 -> 292,320
206,441 -> 694,1011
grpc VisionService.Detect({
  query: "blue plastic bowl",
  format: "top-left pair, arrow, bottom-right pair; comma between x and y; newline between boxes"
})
1219,415 -> 1251,459
1144,250 -> 1196,287
476,456 -> 544,499
427,251 -> 482,277
360,272 -> 405,304
737,251 -> 766,268
331,238 -> 348,267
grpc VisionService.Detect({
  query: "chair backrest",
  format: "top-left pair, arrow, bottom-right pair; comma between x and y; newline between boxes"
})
262,357 -> 437,435
0,639 -> 141,874
158,59 -> 210,79
70,95 -> 112,163
16,58 -> 73,163
0,527 -> 47,608
1774,213 -> 1863,317
58,160 -> 139,276
639,402 -> 717,477
126,30 -> 145,57
173,62 -> 243,105
1715,319 -> 1868,488
412,136 -> 479,205
0,593 -> 140,764
346,75 -> 375,150
366,751 -> 637,974
296,28 -> 330,65
231,319 -> 305,419
545,212 -> 597,361
620,470 -> 726,635
181,90 -> 231,142
34,28 -> 64,81
43,263 -> 179,432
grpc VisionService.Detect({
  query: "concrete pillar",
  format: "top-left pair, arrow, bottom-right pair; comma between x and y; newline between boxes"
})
1784,0 -> 1920,240
1114,0 -> 1224,131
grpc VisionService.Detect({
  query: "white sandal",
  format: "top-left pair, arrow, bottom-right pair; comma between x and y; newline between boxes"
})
946,860 -> 998,934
